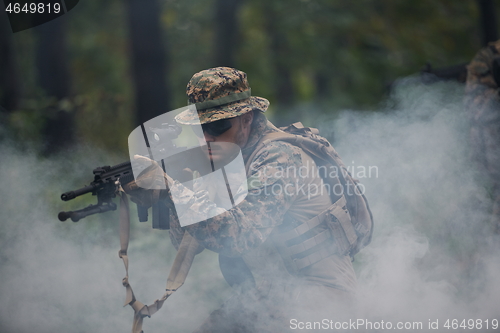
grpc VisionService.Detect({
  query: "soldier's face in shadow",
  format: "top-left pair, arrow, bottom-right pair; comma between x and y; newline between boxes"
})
196,111 -> 254,166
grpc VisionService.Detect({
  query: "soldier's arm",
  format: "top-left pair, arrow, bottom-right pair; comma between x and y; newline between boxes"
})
168,141 -> 304,257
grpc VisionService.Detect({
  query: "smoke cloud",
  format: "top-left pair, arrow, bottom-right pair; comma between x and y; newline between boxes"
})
1,78 -> 499,332
0,143 -> 229,333
324,79 -> 500,330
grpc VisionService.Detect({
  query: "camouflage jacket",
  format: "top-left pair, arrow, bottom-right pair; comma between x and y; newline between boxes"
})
167,110 -> 357,294
465,40 -> 500,123
168,111 -> 311,256
465,40 -> 500,183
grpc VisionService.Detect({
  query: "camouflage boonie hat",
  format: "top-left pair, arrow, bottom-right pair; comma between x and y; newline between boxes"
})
175,67 -> 269,125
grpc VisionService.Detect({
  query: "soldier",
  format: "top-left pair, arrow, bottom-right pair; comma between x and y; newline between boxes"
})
465,41 -> 500,233
126,67 -> 358,332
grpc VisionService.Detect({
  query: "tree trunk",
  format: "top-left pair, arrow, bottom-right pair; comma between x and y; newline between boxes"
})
0,2 -> 20,113
213,0 -> 244,68
126,0 -> 170,127
477,0 -> 498,46
264,3 -> 294,108
315,71 -> 331,102
35,18 -> 74,155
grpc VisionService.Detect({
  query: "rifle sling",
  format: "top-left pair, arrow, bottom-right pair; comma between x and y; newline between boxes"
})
118,189 -> 199,333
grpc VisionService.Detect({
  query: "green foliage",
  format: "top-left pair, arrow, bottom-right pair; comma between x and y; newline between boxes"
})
74,92 -> 131,154
3,0 -> 497,149
162,0 -> 216,107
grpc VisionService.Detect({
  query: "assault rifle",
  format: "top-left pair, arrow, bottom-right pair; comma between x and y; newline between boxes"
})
58,160 -> 171,229
57,123 -> 185,229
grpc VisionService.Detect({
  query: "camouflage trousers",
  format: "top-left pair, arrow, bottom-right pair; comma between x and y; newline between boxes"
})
192,281 -> 356,333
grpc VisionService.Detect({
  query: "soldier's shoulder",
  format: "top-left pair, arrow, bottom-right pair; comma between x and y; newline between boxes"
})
250,140 -> 303,168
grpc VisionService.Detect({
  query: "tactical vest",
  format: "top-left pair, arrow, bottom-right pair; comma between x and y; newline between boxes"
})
244,122 -> 373,274
117,122 -> 373,331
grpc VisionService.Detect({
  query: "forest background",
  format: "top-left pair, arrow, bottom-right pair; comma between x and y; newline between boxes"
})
0,0 -> 495,154
1,1 -> 500,332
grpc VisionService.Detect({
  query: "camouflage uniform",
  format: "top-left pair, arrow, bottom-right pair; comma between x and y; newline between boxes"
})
465,41 -> 500,233
154,68 -> 357,332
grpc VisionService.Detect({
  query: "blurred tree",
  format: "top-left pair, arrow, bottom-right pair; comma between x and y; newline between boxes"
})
477,0 -> 498,46
213,0 -> 244,68
0,3 -> 20,113
64,0 -> 132,153
162,0 -> 214,107
262,1 -> 294,107
126,0 -> 170,126
34,18 -> 74,155
5,0 -> 500,151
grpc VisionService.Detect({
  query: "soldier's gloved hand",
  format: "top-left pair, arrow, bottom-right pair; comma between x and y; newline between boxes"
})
122,155 -> 173,208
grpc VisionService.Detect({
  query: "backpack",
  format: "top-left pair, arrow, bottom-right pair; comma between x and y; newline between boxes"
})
246,122 -> 374,258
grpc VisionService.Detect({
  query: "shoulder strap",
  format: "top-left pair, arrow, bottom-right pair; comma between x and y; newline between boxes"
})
245,130 -> 299,173
118,190 -> 199,333
245,125 -> 340,180
245,123 -> 374,257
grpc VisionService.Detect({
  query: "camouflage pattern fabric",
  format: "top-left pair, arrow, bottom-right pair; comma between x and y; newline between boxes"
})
166,111 -> 357,332
126,66 -> 358,330
168,112 -> 303,256
175,67 -> 269,125
465,40 -> 500,233
125,67 -> 358,331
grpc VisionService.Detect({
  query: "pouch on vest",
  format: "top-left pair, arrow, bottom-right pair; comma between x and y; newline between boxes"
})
247,122 -> 374,261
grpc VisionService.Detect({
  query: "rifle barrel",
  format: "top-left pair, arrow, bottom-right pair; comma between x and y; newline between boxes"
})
58,203 -> 117,222
61,184 -> 97,201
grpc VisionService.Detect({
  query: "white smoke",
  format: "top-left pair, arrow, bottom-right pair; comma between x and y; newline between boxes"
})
0,143 -> 230,333
1,78 -> 499,332
325,79 -> 500,331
